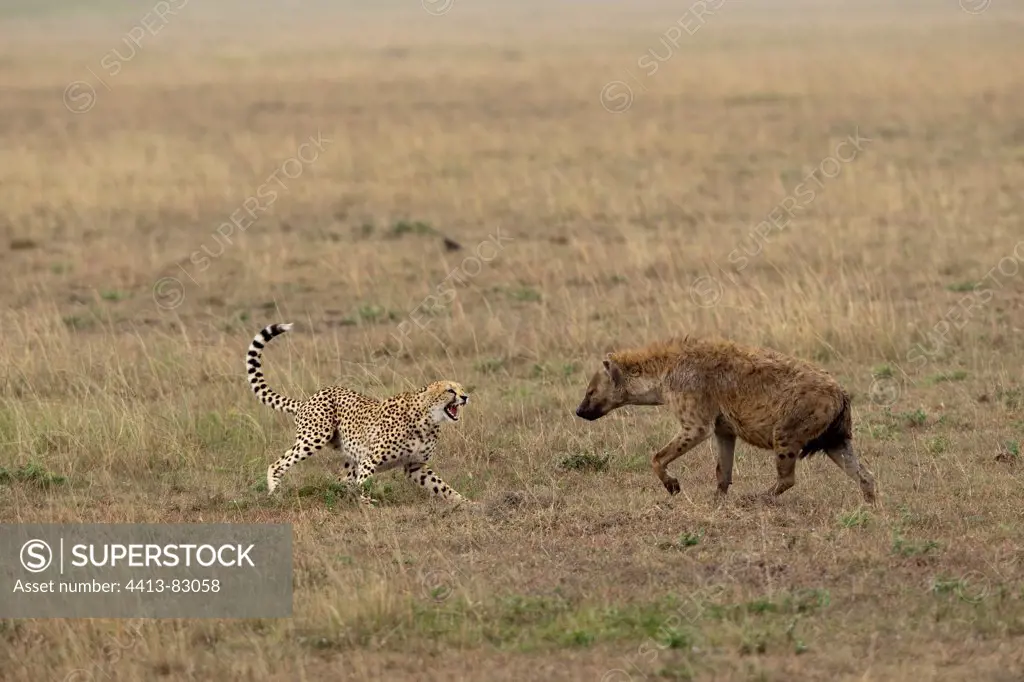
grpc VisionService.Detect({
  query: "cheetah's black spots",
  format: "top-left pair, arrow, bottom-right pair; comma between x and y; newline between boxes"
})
246,322 -> 473,508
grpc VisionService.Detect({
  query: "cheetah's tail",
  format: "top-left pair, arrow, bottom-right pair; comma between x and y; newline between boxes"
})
246,323 -> 301,415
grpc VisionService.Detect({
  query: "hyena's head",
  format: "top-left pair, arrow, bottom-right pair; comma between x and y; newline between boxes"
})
574,355 -> 663,421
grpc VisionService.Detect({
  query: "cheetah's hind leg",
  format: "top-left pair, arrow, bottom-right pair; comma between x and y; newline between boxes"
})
266,433 -> 330,495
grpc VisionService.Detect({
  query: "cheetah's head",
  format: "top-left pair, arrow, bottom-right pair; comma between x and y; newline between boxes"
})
423,380 -> 470,424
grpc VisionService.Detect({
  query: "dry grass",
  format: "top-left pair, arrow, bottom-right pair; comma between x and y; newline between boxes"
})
2,1 -> 1024,680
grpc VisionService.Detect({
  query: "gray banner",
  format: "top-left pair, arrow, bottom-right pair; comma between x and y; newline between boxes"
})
0,524 -> 292,618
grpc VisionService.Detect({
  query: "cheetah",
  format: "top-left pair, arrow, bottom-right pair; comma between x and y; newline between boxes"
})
246,322 -> 472,507
574,336 -> 876,504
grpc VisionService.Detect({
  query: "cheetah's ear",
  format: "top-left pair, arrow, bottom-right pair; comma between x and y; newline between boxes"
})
603,355 -> 624,385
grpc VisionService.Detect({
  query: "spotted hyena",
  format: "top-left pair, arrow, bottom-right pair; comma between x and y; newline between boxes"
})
574,336 -> 876,503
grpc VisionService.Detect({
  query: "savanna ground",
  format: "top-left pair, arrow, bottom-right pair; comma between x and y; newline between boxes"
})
1,1 -> 1024,680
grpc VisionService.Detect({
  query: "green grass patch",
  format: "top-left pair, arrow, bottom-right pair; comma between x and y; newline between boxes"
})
388,220 -> 436,238
508,286 -> 542,303
297,587 -> 840,656
657,531 -> 704,550
838,509 -> 871,528
0,461 -> 68,489
891,533 -> 941,557
189,410 -> 269,456
927,370 -> 968,384
558,452 -> 610,473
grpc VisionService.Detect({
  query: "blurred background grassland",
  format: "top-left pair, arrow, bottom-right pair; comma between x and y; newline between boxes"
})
1,1 -> 1023,681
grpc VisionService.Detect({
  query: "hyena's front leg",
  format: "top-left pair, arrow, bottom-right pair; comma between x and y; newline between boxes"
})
652,424 -> 712,496
404,462 -> 467,504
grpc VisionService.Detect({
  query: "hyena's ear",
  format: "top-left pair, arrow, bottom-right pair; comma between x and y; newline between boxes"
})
603,356 -> 624,385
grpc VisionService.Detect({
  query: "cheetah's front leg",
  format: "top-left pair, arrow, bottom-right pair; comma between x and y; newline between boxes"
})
335,450 -> 358,486
404,462 -> 467,504
353,459 -> 379,507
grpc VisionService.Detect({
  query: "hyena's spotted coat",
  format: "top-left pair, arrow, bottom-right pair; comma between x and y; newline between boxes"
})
574,336 -> 876,503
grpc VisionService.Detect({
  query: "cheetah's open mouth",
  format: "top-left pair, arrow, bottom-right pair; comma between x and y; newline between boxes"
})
444,398 -> 461,421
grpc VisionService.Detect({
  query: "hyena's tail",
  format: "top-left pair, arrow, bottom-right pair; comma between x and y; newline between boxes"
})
800,390 -> 853,458
246,323 -> 301,415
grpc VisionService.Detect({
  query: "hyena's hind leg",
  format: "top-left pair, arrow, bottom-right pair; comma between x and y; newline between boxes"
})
825,440 -> 876,504
768,449 -> 799,498
765,427 -> 804,499
764,402 -> 836,500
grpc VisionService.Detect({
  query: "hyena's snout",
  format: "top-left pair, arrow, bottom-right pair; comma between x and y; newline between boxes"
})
575,367 -> 618,420
575,401 -> 604,421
